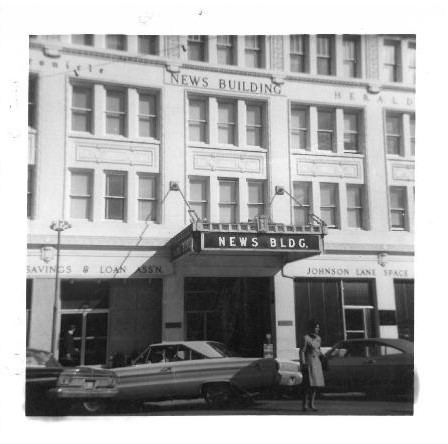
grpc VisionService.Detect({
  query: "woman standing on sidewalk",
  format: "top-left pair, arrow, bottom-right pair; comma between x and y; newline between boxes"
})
300,319 -> 325,411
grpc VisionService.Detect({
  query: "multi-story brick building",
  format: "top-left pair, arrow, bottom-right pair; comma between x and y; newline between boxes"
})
27,34 -> 415,365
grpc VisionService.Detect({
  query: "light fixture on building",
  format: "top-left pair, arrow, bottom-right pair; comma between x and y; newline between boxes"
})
275,186 -> 285,195
169,181 -> 180,191
377,252 -> 388,267
50,220 -> 72,355
169,181 -> 200,223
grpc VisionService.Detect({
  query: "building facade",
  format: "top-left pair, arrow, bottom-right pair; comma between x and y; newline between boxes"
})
27,34 -> 415,365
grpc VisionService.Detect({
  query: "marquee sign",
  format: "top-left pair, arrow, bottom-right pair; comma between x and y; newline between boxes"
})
170,222 -> 325,262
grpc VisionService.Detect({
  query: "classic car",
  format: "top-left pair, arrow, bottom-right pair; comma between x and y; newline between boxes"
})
102,341 -> 281,409
26,348 -> 118,415
322,338 -> 414,398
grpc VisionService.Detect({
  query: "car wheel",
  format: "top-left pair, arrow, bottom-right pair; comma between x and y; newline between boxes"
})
80,400 -> 107,415
202,383 -> 231,409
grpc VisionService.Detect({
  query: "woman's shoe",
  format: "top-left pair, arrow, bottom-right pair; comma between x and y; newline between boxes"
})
310,405 -> 318,411
302,405 -> 307,411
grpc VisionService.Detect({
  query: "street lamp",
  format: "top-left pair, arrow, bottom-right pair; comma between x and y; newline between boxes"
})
50,220 -> 72,356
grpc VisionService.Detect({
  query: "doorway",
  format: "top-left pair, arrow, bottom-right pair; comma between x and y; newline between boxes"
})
185,277 -> 272,357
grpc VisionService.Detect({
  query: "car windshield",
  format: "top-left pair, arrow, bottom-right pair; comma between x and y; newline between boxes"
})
26,349 -> 61,368
206,342 -> 240,358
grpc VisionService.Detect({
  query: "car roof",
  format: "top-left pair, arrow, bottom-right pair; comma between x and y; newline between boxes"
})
335,338 -> 413,353
150,341 -> 222,347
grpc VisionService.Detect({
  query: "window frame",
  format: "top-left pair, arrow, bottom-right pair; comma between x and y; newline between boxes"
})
138,92 -> 158,139
410,115 -> 415,156
70,170 -> 93,220
105,89 -> 127,136
104,171 -> 127,221
71,84 -> 93,133
346,184 -> 364,229
27,165 -> 34,219
217,100 -> 237,145
138,35 -> 159,55
316,35 -> 334,76
106,35 -> 127,51
189,177 -> 209,222
389,186 -> 407,230
290,106 -> 308,150
28,76 -> 37,129
290,35 -> 308,73
383,39 -> 400,82
187,35 -> 207,62
219,179 -> 238,223
385,113 -> 402,156
320,182 -> 339,228
293,181 -> 312,226
408,41 -> 416,85
342,35 -> 360,78
72,34 -> 94,46
188,97 -> 208,143
217,35 -> 236,66
244,35 -> 264,69
343,111 -> 360,153
246,102 -> 264,147
317,109 -> 335,151
247,180 -> 266,221
137,173 -> 158,222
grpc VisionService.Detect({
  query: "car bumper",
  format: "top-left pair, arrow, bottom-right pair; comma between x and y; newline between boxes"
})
48,387 -> 119,399
278,371 -> 303,387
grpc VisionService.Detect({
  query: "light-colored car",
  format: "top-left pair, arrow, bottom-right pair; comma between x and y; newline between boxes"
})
26,348 -> 118,415
103,341 -> 281,409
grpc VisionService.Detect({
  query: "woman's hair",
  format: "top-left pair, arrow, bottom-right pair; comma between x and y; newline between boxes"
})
307,319 -> 320,331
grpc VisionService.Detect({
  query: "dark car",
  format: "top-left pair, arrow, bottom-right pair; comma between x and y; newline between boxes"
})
26,348 -> 118,415
322,338 -> 414,398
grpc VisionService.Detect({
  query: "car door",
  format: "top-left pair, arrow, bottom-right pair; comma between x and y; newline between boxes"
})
114,348 -> 175,401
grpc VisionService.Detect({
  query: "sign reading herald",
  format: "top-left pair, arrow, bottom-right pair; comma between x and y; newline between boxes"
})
202,233 -> 320,251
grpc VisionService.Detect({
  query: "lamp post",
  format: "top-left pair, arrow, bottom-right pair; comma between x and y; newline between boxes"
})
50,220 -> 72,356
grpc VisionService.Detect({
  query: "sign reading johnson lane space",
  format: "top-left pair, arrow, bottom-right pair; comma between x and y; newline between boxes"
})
202,232 -> 320,251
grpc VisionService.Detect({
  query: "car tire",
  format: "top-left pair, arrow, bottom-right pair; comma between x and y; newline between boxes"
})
202,383 -> 232,409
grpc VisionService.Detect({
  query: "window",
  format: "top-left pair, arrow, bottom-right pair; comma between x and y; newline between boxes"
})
106,35 -> 126,51
318,110 -> 334,151
410,115 -> 415,156
247,181 -> 265,220
106,90 -> 126,135
291,107 -> 308,150
219,180 -> 238,223
28,76 -> 36,128
347,185 -> 363,228
71,85 -> 92,132
386,114 -> 402,155
389,187 -> 407,230
138,174 -> 157,221
188,98 -> 207,142
246,104 -> 263,146
343,36 -> 359,78
317,35 -> 333,75
138,93 -> 157,138
27,165 -> 34,218
293,182 -> 311,226
72,35 -> 94,46
218,101 -> 236,144
383,40 -> 399,82
245,36 -> 263,68
344,112 -> 359,153
189,178 -> 208,221
188,35 -> 206,61
320,183 -> 338,228
290,35 -> 307,73
408,41 -> 416,84
105,172 -> 126,220
217,35 -> 235,65
394,280 -> 414,341
138,35 -> 159,55
70,171 -> 92,219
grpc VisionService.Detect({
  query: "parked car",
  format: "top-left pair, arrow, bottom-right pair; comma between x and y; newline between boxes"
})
102,341 -> 281,409
26,348 -> 118,415
322,338 -> 414,398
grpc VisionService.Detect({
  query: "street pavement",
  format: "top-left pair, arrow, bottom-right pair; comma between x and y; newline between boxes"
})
109,394 -> 413,416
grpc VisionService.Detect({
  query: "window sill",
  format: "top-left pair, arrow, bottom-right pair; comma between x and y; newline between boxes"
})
188,142 -> 267,153
294,150 -> 364,158
69,132 -> 161,145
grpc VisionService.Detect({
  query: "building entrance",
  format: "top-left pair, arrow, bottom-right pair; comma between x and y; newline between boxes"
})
185,277 -> 272,357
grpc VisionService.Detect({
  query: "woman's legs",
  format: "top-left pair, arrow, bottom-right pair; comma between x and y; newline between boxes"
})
309,390 -> 317,410
302,388 -> 309,410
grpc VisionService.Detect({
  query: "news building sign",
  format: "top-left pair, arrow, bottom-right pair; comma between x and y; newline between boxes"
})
202,232 -> 320,252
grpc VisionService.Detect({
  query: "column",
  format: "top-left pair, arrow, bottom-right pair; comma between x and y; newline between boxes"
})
376,275 -> 399,339
209,97 -> 218,145
28,279 -> 55,351
335,108 -> 345,153
237,99 -> 246,147
94,84 -> 105,137
127,35 -> 138,54
239,178 -> 249,222
273,271 -> 298,360
127,88 -> 139,139
308,35 -> 317,76
163,273 -> 185,341
309,106 -> 318,152
335,35 -> 344,77
209,177 -> 220,222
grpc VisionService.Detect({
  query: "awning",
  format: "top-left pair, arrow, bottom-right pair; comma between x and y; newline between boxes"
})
169,220 -> 327,263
